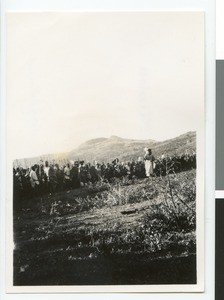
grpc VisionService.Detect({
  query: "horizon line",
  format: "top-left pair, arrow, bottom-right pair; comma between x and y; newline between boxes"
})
13,130 -> 196,162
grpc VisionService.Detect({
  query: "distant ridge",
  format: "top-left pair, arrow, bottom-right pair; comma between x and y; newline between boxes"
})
67,135 -> 156,163
14,132 -> 196,167
67,132 -> 195,162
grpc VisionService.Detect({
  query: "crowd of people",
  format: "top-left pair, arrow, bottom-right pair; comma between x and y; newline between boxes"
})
13,150 -> 196,199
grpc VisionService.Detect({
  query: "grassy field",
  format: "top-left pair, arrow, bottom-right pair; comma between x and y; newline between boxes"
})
13,170 -> 197,285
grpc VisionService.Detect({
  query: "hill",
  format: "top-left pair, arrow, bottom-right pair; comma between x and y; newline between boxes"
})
67,135 -> 156,162
67,131 -> 196,162
14,131 -> 196,167
152,131 -> 196,157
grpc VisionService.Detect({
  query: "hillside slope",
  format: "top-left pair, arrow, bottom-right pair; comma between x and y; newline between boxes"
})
67,131 -> 196,162
67,135 -> 156,162
15,131 -> 196,166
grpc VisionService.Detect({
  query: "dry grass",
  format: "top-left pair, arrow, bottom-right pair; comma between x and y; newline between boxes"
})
13,169 -> 196,285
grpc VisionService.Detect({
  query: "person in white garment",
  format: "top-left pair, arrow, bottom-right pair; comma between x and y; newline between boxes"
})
144,148 -> 155,177
43,161 -> 50,193
44,161 -> 50,181
30,166 -> 40,195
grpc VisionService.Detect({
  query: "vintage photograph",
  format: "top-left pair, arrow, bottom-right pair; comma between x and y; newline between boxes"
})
6,12 -> 204,292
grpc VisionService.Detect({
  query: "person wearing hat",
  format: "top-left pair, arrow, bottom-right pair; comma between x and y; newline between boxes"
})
144,148 -> 155,177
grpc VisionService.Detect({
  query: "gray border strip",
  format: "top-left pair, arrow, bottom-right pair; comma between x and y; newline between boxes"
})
216,60 -> 224,190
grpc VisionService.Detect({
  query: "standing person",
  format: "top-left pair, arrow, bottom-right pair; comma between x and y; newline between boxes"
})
30,166 -> 40,196
70,162 -> 80,188
49,164 -> 57,194
64,163 -> 71,190
79,162 -> 88,186
37,162 -> 45,196
44,161 -> 50,193
55,164 -> 65,191
144,148 -> 155,177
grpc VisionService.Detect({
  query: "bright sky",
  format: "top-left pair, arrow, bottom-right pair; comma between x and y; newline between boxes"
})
7,12 -> 204,159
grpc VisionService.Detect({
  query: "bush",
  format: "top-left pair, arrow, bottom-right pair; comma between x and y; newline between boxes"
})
139,169 -> 196,253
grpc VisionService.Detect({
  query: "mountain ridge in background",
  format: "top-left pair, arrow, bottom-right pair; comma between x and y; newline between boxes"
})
67,135 -> 156,162
67,131 -> 195,162
14,131 -> 196,167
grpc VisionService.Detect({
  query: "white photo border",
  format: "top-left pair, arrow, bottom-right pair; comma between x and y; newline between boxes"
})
0,0 -> 215,299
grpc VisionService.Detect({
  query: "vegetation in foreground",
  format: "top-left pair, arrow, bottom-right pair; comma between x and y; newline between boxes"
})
13,169 -> 196,285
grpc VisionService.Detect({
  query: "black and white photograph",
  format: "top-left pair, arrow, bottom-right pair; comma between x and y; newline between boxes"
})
6,12 -> 204,292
